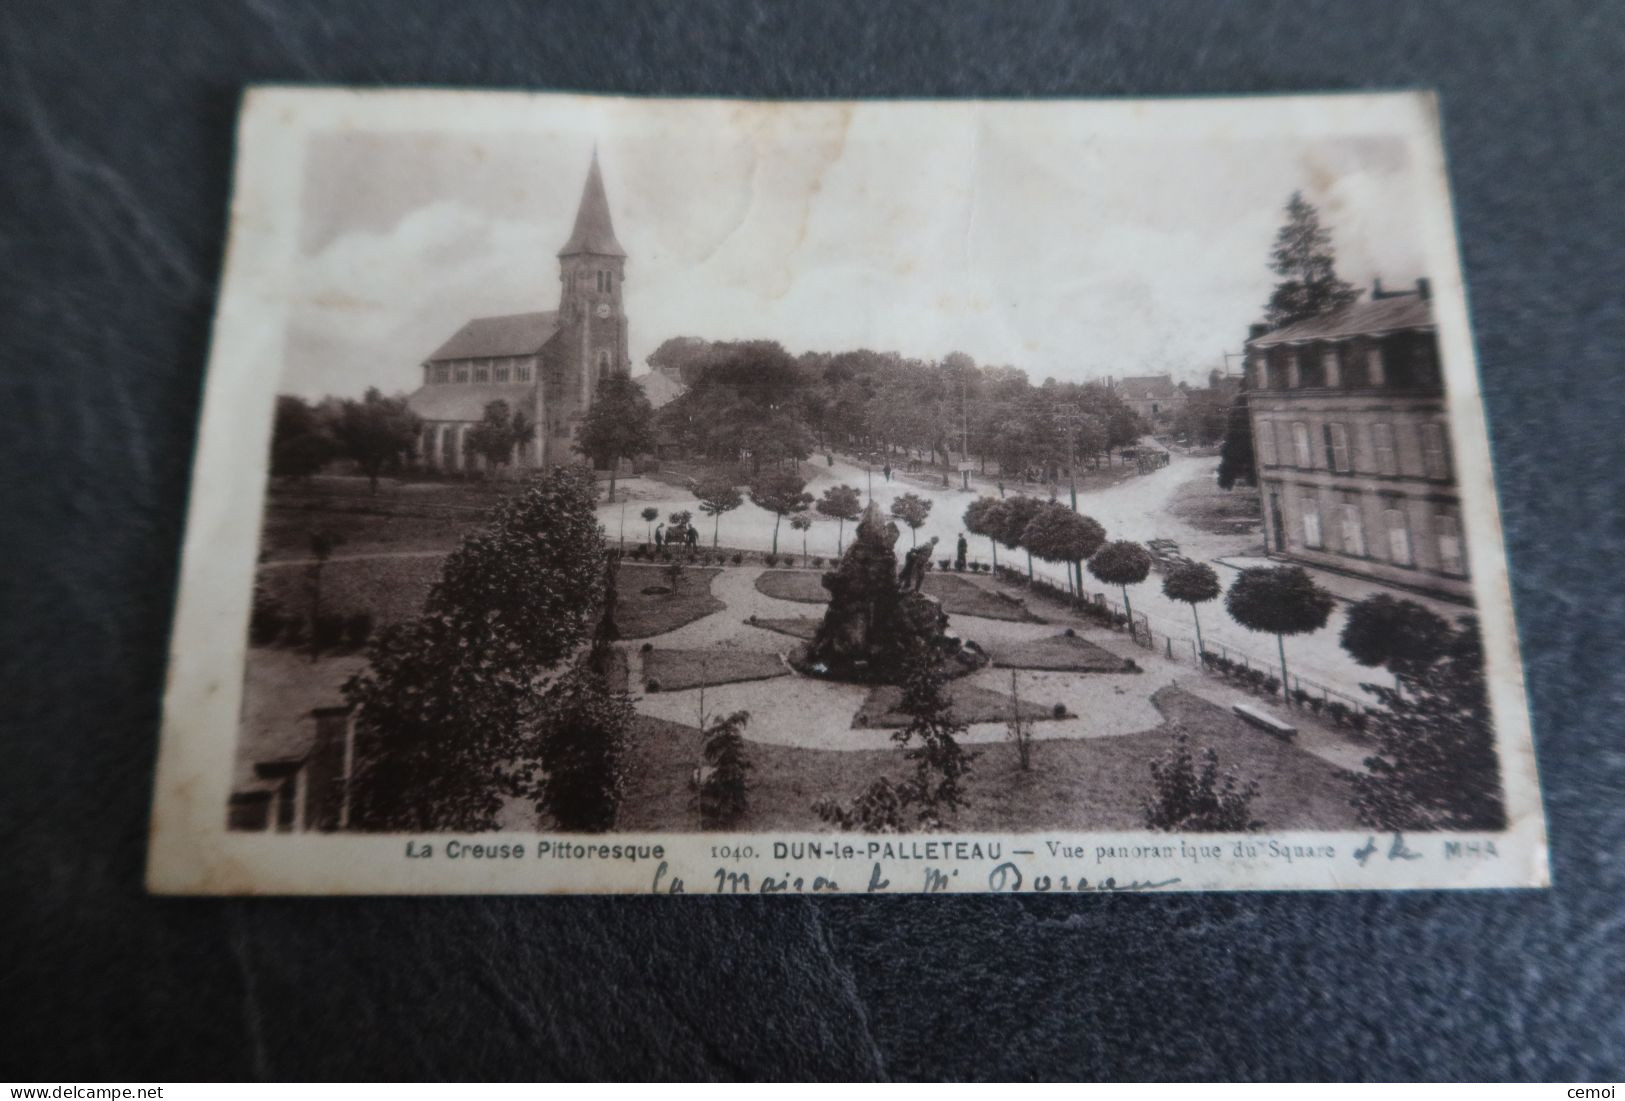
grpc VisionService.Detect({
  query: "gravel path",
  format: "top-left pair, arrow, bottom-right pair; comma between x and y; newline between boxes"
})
623,561 -> 1375,769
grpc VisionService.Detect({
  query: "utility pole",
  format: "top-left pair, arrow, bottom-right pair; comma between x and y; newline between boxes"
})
960,370 -> 971,490
1055,402 -> 1080,511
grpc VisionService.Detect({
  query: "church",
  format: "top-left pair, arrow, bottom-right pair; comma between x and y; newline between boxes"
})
408,152 -> 647,471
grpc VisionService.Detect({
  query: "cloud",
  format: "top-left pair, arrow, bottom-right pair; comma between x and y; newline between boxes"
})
279,119 -> 1428,400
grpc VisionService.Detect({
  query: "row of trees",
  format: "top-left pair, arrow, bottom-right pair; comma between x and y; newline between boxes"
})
272,389 -> 423,492
961,492 -> 1343,700
651,338 -> 1150,480
272,389 -> 543,490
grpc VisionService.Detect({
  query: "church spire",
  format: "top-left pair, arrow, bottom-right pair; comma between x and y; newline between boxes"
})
558,149 -> 626,259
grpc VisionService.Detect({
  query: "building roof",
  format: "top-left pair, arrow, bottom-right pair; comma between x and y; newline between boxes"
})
234,651 -> 367,792
408,382 -> 537,423
426,311 -> 559,362
1249,291 -> 1434,348
1116,374 -> 1182,400
558,151 -> 627,259
636,366 -> 687,410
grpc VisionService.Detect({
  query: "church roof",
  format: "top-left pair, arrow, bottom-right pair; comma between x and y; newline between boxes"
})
558,152 -> 627,258
426,311 -> 559,362
1248,291 -> 1433,348
1117,374 -> 1181,400
635,366 -> 687,410
408,382 -> 537,423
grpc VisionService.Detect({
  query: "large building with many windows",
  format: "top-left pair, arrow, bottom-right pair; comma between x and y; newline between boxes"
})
1245,277 -> 1470,602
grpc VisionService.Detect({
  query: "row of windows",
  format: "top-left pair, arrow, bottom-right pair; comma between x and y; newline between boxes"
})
427,357 -> 534,385
1257,417 -> 1451,481
1251,339 -> 1441,392
1289,492 -> 1466,577
566,270 -> 616,293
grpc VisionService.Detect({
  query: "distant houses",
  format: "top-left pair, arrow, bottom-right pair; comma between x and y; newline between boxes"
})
1109,373 -> 1188,424
1245,278 -> 1469,602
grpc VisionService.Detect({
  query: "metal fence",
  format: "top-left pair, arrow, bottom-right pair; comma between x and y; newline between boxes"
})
979,553 -> 1375,717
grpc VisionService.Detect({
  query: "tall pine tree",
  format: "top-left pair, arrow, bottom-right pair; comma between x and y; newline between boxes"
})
1264,191 -> 1359,329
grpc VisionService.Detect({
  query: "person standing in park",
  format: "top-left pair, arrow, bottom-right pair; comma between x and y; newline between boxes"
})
654,523 -> 664,550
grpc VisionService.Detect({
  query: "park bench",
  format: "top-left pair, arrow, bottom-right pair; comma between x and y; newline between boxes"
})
1232,703 -> 1297,742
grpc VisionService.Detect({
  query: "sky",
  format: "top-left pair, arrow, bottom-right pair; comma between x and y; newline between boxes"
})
281,100 -> 1428,400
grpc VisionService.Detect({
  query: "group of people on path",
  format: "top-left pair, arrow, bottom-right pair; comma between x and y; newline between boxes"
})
653,522 -> 699,551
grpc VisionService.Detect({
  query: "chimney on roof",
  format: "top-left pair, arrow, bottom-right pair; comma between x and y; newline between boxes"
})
1372,277 -> 1385,299
1416,277 -> 1431,301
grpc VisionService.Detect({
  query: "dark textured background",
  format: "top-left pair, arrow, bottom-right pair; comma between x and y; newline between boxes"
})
3,0 -> 1623,1081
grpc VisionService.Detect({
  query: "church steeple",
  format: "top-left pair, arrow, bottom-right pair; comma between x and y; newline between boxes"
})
558,150 -> 626,259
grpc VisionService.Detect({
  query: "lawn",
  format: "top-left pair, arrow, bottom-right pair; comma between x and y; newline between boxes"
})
612,685 -> 1360,832
642,648 -> 788,692
256,556 -> 724,639
754,569 -> 1037,621
616,563 -> 725,638
259,475 -> 518,559
852,682 -> 1062,729
747,616 -> 822,641
990,633 -> 1134,672
1167,467 -> 1263,537
258,554 -> 444,628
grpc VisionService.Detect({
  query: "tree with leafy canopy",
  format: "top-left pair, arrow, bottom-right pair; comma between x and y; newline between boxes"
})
816,484 -> 863,555
1162,561 -> 1222,656
1089,540 -> 1154,630
962,497 -> 1007,570
270,394 -> 334,481
1223,565 -> 1335,705
1216,393 -> 1256,490
1263,190 -> 1360,328
995,495 -> 1044,580
749,471 -> 812,554
1339,593 -> 1454,687
790,512 -> 812,561
344,466 -> 607,831
693,475 -> 743,547
1352,614 -> 1505,831
640,507 -> 659,543
888,492 -> 933,547
575,374 -> 654,503
332,388 -> 420,493
465,399 -> 535,475
1021,501 -> 1106,596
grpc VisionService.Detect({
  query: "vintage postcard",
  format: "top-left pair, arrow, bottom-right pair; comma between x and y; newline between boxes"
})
148,88 -> 1547,894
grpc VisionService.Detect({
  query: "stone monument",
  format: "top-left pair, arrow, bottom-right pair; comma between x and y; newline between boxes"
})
792,503 -> 984,683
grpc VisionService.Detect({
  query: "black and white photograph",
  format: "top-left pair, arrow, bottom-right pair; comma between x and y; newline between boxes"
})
147,89 -> 1545,894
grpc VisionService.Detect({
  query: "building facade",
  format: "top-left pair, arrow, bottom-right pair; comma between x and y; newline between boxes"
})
1112,373 -> 1188,423
408,152 -> 631,472
1246,278 -> 1470,602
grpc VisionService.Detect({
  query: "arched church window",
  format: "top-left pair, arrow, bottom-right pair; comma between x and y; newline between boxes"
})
598,350 -> 611,377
